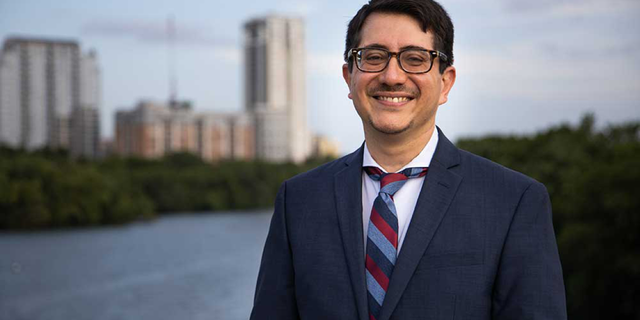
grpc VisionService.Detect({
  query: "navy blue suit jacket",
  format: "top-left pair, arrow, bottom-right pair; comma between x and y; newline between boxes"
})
251,129 -> 567,319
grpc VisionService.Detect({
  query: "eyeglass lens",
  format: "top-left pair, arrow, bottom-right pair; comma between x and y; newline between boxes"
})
357,48 -> 433,73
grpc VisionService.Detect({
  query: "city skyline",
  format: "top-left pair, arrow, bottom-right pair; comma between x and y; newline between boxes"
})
113,15 -> 324,163
1,0 -> 638,154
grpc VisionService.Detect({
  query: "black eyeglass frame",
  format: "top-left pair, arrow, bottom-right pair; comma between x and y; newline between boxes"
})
348,47 -> 448,74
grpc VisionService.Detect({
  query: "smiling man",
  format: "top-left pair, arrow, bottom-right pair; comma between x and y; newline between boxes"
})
250,0 -> 567,319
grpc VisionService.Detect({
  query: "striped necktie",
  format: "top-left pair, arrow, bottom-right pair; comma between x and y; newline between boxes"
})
363,166 -> 428,320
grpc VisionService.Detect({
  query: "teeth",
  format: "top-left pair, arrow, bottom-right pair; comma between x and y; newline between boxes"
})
378,96 -> 410,102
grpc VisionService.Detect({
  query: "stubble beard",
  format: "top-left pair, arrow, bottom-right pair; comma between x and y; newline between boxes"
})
369,118 -> 412,135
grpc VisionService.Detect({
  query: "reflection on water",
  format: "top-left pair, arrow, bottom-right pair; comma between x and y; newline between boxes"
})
0,211 -> 272,320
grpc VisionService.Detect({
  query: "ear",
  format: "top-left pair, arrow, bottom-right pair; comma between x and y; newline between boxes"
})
438,65 -> 456,105
342,63 -> 353,99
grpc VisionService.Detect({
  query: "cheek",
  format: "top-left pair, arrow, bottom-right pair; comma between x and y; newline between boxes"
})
352,74 -> 374,94
352,83 -> 367,102
351,77 -> 362,92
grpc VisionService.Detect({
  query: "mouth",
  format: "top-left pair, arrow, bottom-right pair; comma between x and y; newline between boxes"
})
375,96 -> 412,103
373,95 -> 414,104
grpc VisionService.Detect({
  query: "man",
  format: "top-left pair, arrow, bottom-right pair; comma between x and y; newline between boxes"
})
251,0 -> 567,319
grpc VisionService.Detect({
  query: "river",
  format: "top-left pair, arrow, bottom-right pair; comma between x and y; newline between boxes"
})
0,211 -> 273,320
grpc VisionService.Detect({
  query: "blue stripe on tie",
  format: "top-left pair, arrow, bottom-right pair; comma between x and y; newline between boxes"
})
367,291 -> 382,318
368,223 -> 397,264
367,238 -> 394,278
380,193 -> 397,216
374,196 -> 398,230
382,179 -> 406,195
405,167 -> 423,177
366,269 -> 386,306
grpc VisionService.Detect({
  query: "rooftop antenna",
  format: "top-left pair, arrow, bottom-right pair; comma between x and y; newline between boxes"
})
167,15 -> 178,108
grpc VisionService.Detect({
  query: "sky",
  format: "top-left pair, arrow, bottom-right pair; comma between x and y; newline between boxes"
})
1,0 -> 639,154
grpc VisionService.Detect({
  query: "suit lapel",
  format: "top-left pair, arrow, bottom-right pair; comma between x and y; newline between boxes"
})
378,129 -> 463,320
335,145 -> 369,320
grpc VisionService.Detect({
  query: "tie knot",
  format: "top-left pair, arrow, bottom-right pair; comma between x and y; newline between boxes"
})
363,166 -> 428,195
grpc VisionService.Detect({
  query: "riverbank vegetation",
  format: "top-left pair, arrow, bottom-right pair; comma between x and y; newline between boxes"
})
0,147 -> 333,229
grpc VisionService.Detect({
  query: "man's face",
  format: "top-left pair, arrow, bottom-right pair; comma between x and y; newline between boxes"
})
343,12 -> 455,138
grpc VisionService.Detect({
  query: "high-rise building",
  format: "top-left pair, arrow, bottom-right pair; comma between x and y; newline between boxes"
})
244,16 -> 309,163
71,49 -> 101,158
0,37 -> 100,157
70,107 -> 100,158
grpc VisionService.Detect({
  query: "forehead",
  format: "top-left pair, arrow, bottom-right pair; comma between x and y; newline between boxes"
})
358,12 -> 434,50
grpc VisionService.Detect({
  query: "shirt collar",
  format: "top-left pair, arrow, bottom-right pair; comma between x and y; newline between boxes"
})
362,128 -> 439,173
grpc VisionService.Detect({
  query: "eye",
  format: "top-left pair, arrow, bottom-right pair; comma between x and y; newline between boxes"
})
361,50 -> 387,65
402,51 -> 429,66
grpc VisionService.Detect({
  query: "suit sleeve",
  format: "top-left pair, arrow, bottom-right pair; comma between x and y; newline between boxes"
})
492,181 -> 567,320
250,182 -> 300,320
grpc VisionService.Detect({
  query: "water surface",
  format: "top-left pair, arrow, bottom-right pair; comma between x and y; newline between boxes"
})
0,211 -> 272,320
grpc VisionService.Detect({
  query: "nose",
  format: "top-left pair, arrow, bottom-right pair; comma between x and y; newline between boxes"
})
378,56 -> 407,86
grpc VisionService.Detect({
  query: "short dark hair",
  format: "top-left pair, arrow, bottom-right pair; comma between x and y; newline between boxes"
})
344,0 -> 454,74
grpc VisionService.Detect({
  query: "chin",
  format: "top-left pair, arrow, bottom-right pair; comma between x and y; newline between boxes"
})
370,119 -> 411,135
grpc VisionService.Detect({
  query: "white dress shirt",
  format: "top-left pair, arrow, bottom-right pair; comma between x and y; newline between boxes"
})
362,129 -> 439,254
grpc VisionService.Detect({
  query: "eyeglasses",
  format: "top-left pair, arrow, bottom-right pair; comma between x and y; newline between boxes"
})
348,47 -> 448,74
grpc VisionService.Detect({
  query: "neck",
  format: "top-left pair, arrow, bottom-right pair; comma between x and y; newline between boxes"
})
365,125 -> 435,173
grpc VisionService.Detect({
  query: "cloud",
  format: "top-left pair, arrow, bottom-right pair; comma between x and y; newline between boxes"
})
537,41 -> 640,60
502,0 -> 640,17
212,46 -> 242,65
307,52 -> 344,77
457,44 -> 640,103
81,18 -> 236,47
276,0 -> 321,17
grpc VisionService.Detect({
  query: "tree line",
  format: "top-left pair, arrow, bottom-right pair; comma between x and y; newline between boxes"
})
0,147 -> 333,228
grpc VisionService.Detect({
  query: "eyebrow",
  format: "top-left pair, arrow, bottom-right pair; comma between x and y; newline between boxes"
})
362,43 -> 430,51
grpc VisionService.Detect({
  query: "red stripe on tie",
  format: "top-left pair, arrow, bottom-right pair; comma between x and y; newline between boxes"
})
371,208 -> 398,248
370,314 -> 377,320
380,173 -> 407,188
364,167 -> 383,175
366,254 -> 389,291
